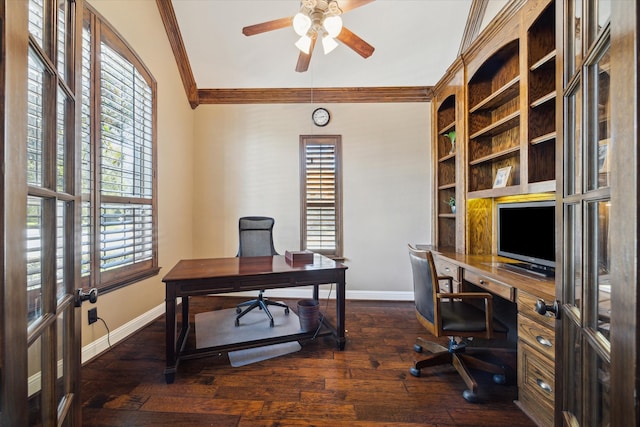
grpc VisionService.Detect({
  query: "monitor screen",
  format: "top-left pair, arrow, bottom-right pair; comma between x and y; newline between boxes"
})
497,201 -> 556,269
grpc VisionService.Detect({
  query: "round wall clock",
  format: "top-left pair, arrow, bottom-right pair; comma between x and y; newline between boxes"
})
312,107 -> 330,127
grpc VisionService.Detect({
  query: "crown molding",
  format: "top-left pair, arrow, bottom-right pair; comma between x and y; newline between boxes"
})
197,87 -> 433,104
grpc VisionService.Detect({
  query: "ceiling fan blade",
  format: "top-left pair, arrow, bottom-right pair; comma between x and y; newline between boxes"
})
339,0 -> 375,13
295,35 -> 317,73
337,26 -> 375,58
242,16 -> 293,36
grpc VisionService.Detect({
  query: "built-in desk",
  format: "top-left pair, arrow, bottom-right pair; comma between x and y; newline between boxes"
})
420,247 -> 557,427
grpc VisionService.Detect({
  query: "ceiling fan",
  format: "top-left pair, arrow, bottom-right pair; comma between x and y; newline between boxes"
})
242,0 -> 375,73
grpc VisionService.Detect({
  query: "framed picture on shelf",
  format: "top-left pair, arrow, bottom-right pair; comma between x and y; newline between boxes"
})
493,166 -> 512,188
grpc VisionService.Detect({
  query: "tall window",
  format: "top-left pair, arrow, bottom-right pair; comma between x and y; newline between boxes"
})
81,7 -> 158,293
300,135 -> 343,258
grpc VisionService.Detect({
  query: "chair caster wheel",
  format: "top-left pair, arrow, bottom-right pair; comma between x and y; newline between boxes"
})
270,319 -> 274,327
235,319 -> 240,327
462,389 -> 479,403
493,374 -> 507,385
409,367 -> 421,377
413,344 -> 423,353
285,308 -> 290,315
236,307 -> 241,314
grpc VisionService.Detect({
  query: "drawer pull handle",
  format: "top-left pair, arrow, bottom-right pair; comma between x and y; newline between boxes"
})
535,335 -> 552,347
536,379 -> 552,393
444,267 -> 450,272
479,279 -> 485,285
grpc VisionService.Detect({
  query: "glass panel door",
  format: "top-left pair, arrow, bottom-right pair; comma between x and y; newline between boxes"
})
560,0 -> 612,424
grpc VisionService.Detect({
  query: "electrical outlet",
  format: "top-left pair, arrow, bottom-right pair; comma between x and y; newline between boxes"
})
88,307 -> 98,325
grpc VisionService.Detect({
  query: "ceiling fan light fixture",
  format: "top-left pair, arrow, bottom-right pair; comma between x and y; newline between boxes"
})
295,35 -> 312,54
293,13 -> 312,36
322,34 -> 339,54
323,15 -> 343,37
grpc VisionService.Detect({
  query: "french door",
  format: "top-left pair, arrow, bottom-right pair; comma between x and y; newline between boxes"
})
2,0 -> 84,425
557,1 -> 638,425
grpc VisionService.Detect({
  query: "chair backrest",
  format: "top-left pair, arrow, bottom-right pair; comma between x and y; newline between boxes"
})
237,216 -> 278,257
408,244 -> 439,329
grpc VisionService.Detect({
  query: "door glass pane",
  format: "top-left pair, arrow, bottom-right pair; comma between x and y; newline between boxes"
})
597,0 -> 611,32
27,50 -> 46,188
565,319 -> 583,424
585,346 -> 610,426
56,201 -> 66,300
56,312 -> 68,411
57,0 -> 67,81
28,338 -> 43,426
565,203 -> 582,311
565,83 -> 582,196
57,88 -> 67,192
81,24 -> 92,279
571,0 -> 583,74
28,0 -> 44,47
596,200 -> 611,341
596,49 -> 610,189
27,197 -> 44,327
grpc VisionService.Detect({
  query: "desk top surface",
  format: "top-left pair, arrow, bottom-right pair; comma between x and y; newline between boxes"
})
163,254 -> 346,282
424,247 -> 556,301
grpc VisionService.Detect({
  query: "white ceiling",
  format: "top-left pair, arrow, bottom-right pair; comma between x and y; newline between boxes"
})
171,0 -> 509,89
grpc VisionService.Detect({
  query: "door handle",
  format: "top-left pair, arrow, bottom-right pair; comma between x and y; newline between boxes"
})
75,288 -> 98,307
535,299 -> 560,319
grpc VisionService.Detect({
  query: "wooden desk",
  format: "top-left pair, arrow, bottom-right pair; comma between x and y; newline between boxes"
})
162,254 -> 348,383
425,248 -> 556,426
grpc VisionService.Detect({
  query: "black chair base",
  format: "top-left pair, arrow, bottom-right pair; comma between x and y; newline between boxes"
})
235,290 -> 289,327
410,337 -> 514,403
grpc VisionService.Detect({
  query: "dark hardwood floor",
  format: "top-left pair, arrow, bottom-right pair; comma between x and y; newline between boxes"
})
81,296 -> 535,426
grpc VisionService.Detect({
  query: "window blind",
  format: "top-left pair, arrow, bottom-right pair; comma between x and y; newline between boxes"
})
301,137 -> 342,257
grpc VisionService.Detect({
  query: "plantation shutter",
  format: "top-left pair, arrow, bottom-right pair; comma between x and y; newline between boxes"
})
79,8 -> 158,292
300,136 -> 342,257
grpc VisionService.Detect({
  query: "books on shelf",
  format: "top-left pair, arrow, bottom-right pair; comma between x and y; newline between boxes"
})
285,250 -> 315,264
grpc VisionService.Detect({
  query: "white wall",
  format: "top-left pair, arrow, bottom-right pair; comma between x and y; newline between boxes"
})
192,103 -> 432,296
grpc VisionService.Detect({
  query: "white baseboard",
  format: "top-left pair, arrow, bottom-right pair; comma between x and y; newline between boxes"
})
80,289 -> 413,366
81,301 -> 168,364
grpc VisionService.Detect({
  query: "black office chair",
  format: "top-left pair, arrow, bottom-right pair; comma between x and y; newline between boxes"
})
235,217 -> 289,327
407,244 -> 513,402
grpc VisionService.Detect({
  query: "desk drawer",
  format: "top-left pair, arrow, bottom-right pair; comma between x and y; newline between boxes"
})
433,257 -> 459,292
517,291 -> 556,328
518,342 -> 554,427
464,270 -> 515,302
518,314 -> 555,359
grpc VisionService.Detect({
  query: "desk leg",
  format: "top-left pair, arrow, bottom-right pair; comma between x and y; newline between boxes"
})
164,290 -> 177,383
336,273 -> 346,350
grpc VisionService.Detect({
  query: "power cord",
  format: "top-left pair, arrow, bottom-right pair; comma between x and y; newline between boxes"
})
97,316 -> 112,350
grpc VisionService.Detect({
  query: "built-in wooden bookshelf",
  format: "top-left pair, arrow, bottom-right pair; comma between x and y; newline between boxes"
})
430,1 -> 557,426
436,94 -> 457,250
468,40 -> 521,195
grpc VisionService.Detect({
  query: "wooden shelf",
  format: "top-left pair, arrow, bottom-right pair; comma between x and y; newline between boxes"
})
531,132 -> 556,145
469,145 -> 520,166
469,111 -> 520,139
469,76 -> 520,114
438,213 -> 456,219
438,153 -> 455,163
438,182 -> 456,190
467,185 -> 522,200
530,50 -> 556,71
530,91 -> 556,108
439,121 -> 455,134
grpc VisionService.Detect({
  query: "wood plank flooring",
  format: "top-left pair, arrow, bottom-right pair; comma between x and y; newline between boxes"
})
81,296 -> 535,426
